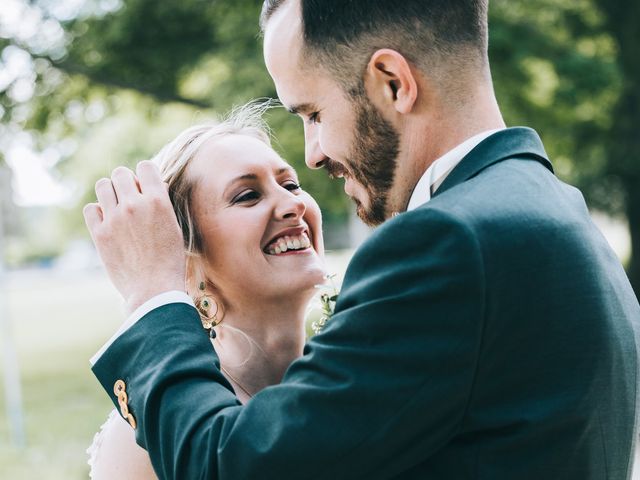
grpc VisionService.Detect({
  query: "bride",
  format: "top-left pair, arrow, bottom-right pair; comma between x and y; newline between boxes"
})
87,104 -> 326,478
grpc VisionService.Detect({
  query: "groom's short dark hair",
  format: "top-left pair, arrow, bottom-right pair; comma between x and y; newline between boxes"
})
261,0 -> 489,93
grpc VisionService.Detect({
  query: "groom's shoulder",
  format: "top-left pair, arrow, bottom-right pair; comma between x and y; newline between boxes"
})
355,157 -> 591,265
340,206 -> 484,300
426,155 -> 589,238
351,203 -> 480,270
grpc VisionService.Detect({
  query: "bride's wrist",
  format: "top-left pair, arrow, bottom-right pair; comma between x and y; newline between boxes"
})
124,283 -> 187,315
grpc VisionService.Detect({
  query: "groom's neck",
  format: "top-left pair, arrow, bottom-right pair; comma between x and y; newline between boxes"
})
422,81 -> 505,165
387,80 -> 505,217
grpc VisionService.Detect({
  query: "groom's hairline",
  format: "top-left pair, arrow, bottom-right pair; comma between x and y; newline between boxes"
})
260,0 -> 290,33
260,0 -> 490,105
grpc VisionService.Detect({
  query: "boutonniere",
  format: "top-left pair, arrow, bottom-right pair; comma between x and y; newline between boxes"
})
311,274 -> 340,334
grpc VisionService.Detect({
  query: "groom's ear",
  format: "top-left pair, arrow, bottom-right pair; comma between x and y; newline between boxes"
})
365,49 -> 419,115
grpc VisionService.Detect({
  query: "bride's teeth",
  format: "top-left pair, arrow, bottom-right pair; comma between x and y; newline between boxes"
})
266,232 -> 313,255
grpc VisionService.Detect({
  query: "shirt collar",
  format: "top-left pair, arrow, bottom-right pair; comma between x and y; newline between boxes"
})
406,129 -> 504,212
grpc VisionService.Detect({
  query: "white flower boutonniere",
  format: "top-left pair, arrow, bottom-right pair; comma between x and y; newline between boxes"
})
311,274 -> 340,334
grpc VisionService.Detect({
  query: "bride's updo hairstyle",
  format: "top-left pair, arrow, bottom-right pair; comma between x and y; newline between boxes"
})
151,101 -> 274,268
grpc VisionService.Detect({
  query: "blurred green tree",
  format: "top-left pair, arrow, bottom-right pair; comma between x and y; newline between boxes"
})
1,0 -> 638,295
590,0 -> 640,293
0,0 -> 349,238
489,0 -> 639,296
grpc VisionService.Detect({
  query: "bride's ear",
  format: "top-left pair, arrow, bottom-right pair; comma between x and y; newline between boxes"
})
187,258 -> 222,298
185,256 -> 205,296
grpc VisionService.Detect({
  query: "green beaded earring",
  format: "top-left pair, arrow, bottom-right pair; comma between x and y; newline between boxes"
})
195,281 -> 224,338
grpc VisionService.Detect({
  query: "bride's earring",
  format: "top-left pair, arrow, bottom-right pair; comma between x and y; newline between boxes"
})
195,281 -> 224,339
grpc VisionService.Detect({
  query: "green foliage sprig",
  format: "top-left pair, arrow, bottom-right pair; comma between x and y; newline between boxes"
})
311,274 -> 340,334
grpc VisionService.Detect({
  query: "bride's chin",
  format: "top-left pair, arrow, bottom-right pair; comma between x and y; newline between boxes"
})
282,270 -> 328,300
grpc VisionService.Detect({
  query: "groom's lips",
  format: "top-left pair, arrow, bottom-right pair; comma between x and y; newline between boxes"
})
324,159 -> 347,179
344,177 -> 354,197
322,158 -> 356,197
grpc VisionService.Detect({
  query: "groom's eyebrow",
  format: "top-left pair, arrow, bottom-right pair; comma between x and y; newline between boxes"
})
287,102 -> 317,115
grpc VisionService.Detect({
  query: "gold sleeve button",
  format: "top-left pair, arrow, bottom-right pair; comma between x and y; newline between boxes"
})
113,379 -> 137,429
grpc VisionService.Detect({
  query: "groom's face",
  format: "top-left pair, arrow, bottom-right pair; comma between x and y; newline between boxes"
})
263,2 -> 402,226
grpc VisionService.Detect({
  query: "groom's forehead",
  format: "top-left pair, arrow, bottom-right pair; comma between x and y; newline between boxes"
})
263,0 -> 334,109
263,0 -> 304,75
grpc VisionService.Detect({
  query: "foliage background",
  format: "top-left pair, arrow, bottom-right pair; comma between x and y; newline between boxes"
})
1,0 -> 638,280
0,0 -> 638,477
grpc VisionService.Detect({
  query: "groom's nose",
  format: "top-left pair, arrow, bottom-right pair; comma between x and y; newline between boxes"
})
304,123 -> 328,170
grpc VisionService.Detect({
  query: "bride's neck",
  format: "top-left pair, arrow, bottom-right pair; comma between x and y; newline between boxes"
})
212,296 -> 308,400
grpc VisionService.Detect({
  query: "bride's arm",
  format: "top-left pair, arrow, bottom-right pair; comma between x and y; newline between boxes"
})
88,410 -> 158,480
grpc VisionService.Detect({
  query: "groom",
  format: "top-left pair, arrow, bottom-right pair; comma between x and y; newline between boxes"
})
85,1 -> 640,478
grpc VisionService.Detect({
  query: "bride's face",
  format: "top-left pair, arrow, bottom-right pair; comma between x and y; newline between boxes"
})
189,133 -> 326,304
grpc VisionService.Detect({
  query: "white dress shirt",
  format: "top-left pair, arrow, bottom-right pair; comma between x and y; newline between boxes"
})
406,129 -> 503,211
90,128 -> 503,364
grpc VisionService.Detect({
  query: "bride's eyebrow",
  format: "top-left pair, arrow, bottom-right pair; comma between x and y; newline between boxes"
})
229,173 -> 258,184
223,173 -> 258,198
224,167 -> 297,193
227,167 -> 290,184
275,167 -> 296,176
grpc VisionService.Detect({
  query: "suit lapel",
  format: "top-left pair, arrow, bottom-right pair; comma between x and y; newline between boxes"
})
433,127 -> 554,199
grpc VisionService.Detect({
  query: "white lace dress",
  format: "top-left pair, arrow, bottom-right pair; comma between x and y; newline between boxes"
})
86,409 -> 117,478
87,409 -> 158,479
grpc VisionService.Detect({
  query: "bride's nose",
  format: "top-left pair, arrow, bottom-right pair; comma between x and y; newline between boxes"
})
275,189 -> 306,220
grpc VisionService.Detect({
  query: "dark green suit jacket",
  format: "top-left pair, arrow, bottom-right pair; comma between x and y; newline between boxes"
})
93,128 -> 640,479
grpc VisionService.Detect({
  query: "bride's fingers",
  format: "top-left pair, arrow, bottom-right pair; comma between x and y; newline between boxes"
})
95,178 -> 118,215
83,203 -> 104,235
111,166 -> 141,200
136,161 -> 165,195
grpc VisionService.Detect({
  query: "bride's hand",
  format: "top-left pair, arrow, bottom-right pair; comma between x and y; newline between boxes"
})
83,161 -> 186,313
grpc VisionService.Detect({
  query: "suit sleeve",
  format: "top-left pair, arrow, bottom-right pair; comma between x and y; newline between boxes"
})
91,208 -> 486,479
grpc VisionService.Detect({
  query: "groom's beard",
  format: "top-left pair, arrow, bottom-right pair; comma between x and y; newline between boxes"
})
334,97 -> 400,226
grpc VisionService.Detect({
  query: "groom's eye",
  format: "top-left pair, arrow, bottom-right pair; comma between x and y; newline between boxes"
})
307,112 -> 320,125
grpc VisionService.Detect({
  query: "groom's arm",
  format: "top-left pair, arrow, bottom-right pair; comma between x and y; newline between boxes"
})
92,207 -> 486,480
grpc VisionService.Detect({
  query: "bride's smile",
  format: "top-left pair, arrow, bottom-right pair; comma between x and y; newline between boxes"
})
263,227 -> 313,255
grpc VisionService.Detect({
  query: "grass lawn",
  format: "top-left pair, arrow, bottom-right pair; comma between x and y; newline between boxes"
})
0,250 -> 353,478
0,269 -> 124,479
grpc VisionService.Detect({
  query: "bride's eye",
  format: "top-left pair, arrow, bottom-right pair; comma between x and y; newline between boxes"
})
233,190 -> 260,203
283,181 -> 301,192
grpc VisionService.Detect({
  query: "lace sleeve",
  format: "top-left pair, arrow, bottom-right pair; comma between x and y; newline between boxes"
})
86,408 -> 157,479
86,409 -> 119,478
